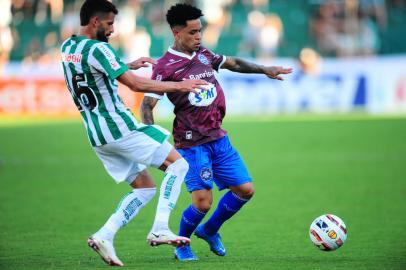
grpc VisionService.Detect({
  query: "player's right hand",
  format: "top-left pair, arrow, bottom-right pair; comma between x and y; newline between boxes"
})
177,79 -> 208,94
127,57 -> 157,70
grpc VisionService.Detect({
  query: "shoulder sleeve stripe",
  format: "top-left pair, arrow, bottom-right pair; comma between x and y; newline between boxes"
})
88,45 -> 107,73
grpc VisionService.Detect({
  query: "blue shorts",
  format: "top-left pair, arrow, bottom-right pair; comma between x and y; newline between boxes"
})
177,135 -> 252,192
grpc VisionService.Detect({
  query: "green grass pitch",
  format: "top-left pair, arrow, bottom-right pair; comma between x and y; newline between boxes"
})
0,116 -> 405,270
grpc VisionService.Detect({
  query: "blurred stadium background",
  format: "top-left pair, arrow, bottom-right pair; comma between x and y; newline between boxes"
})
1,1 -> 406,270
1,0 -> 406,116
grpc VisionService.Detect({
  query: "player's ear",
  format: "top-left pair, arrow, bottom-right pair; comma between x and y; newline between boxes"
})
90,16 -> 99,27
172,25 -> 183,37
171,27 -> 178,37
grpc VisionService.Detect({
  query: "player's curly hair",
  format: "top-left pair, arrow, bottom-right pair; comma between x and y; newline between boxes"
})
80,0 -> 118,26
166,3 -> 204,28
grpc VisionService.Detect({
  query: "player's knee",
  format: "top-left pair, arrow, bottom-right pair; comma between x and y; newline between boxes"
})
194,201 -> 212,213
193,195 -> 212,212
177,157 -> 189,173
244,187 -> 255,199
166,157 -> 189,175
234,184 -> 255,199
192,190 -> 213,212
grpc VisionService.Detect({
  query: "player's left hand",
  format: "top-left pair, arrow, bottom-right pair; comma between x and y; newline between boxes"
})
263,66 -> 293,81
127,57 -> 157,70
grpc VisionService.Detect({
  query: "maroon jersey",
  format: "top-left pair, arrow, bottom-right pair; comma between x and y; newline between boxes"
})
146,46 -> 227,148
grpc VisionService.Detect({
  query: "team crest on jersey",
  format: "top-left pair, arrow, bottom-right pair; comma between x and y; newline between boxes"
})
188,83 -> 217,107
200,168 -> 212,181
198,54 -> 209,65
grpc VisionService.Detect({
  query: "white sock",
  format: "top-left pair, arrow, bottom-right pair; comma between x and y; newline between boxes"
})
94,187 -> 156,241
151,158 -> 189,232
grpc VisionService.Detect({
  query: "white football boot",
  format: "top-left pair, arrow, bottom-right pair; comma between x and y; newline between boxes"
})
146,229 -> 190,247
87,236 -> 124,267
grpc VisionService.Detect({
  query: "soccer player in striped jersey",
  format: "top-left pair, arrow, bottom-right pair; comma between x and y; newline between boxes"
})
60,0 -> 208,267
141,4 -> 292,261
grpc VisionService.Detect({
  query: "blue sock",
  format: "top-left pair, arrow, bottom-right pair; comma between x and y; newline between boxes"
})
203,191 -> 249,236
179,204 -> 207,238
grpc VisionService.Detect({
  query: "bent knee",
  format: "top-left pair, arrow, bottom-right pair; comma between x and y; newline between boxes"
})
194,201 -> 212,213
233,183 -> 255,199
239,189 -> 254,199
167,157 -> 189,174
177,157 -> 189,171
192,194 -> 213,213
244,188 -> 255,199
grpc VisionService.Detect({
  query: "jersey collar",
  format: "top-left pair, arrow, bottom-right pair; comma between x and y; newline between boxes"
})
168,47 -> 196,60
71,35 -> 88,42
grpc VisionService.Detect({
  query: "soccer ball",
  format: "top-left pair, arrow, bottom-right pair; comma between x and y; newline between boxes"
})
309,214 -> 347,251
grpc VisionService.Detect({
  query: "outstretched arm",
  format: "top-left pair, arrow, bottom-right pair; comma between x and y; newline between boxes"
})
126,57 -> 157,70
221,57 -> 293,80
121,57 -> 207,93
141,96 -> 159,125
117,71 -> 207,94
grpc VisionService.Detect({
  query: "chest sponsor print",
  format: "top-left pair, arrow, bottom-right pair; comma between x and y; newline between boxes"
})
188,83 -> 217,107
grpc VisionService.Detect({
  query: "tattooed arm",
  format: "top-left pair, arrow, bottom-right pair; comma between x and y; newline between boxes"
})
221,57 -> 292,80
141,96 -> 159,125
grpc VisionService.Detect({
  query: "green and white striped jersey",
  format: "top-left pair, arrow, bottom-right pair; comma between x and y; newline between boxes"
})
61,35 -> 152,147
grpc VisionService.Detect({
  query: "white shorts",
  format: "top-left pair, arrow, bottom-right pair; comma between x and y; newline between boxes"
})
93,125 -> 173,184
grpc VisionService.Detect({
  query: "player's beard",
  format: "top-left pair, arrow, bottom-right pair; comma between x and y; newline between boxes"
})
96,28 -> 108,42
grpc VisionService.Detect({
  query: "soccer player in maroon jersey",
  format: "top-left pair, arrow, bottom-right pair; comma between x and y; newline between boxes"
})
141,3 -> 292,261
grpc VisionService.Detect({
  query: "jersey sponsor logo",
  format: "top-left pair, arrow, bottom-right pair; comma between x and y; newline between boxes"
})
61,53 -> 82,63
188,83 -> 217,107
200,168 -> 213,181
186,131 -> 192,140
188,70 -> 214,80
198,54 -> 209,65
155,74 -> 162,81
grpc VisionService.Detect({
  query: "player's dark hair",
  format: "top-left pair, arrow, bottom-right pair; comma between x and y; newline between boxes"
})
166,3 -> 203,28
80,0 -> 118,26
